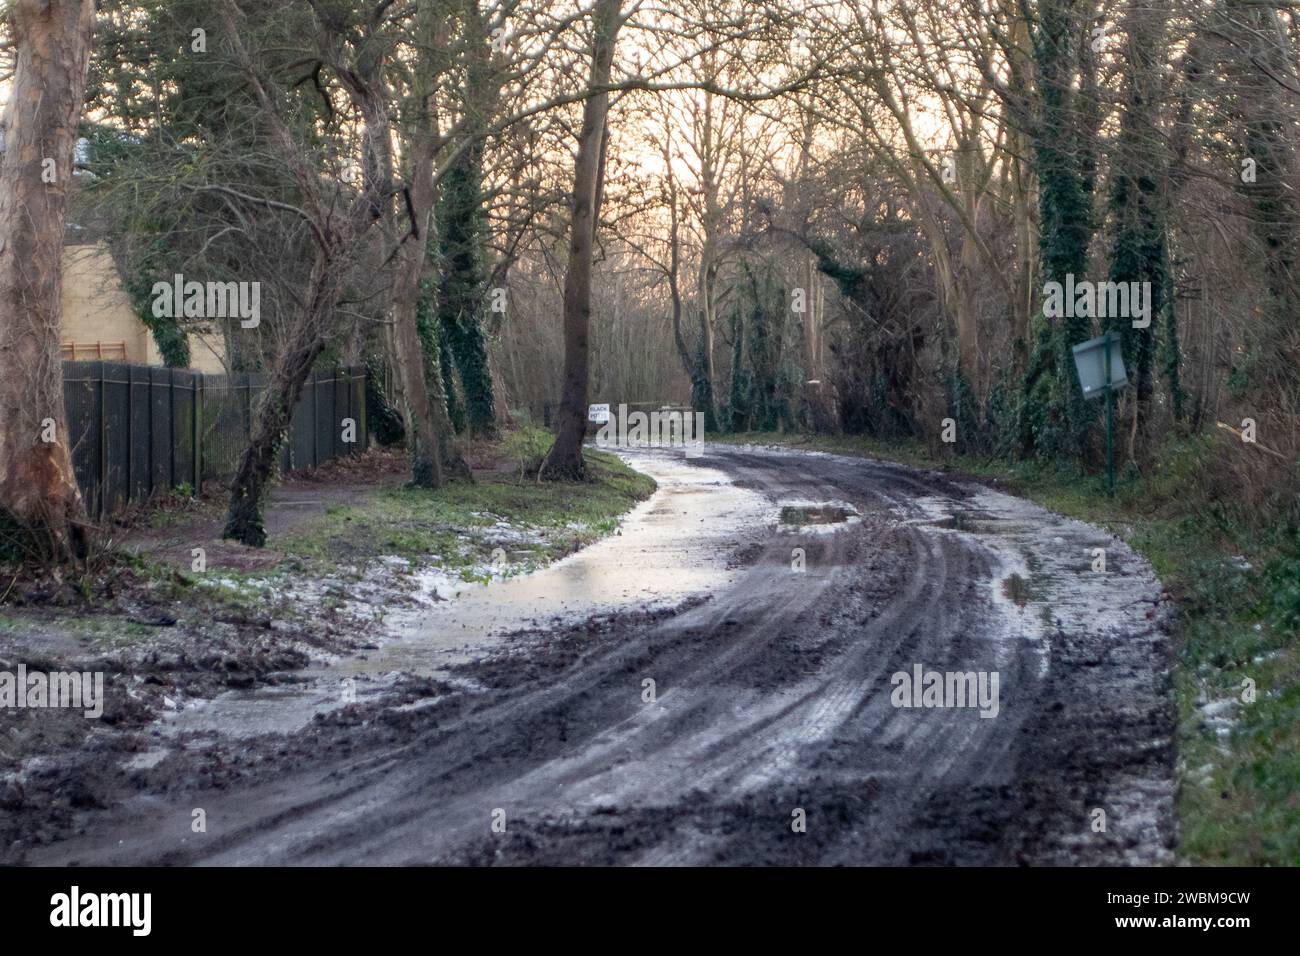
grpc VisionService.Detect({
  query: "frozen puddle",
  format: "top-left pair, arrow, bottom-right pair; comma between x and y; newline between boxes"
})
345,449 -> 774,676
777,500 -> 861,533
138,449 -> 774,746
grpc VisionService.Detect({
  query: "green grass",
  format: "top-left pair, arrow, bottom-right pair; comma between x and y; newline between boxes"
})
718,430 -> 1300,865
0,606 -> 159,650
279,444 -> 655,580
138,431 -> 654,614
1,431 -> 657,679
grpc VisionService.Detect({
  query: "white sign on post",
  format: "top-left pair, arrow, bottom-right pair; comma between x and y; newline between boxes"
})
588,403 -> 610,424
1071,332 -> 1128,400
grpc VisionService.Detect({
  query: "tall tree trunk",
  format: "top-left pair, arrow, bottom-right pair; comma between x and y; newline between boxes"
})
436,2 -> 501,438
1023,0 -> 1096,460
223,254 -> 336,545
0,0 -> 95,562
658,127 -> 698,394
389,0 -> 469,481
392,209 -> 446,488
540,0 -> 623,480
392,146 -> 468,483
1008,10 -> 1037,365
1107,0 -> 1170,444
436,142 -> 497,437
664,161 -> 693,378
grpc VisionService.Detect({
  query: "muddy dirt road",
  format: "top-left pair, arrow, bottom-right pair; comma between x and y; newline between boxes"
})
30,446 -> 1176,866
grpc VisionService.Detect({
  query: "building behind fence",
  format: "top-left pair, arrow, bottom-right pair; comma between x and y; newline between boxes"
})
62,361 -> 367,517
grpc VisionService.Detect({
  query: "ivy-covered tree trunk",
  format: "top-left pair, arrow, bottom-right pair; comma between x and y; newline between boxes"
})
124,249 -> 191,368
1106,0 -> 1171,442
739,262 -> 791,433
727,307 -> 748,432
1160,267 -> 1183,422
388,0 -> 471,483
1023,0 -> 1096,461
440,319 -> 468,434
417,297 -> 465,433
691,330 -> 719,433
393,164 -> 469,484
437,144 -> 497,436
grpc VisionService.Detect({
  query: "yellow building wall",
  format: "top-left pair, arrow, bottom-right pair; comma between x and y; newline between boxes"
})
185,329 -> 230,375
61,243 -> 156,363
60,242 -> 229,373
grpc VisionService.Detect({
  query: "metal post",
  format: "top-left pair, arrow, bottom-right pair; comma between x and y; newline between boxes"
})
312,369 -> 319,468
97,361 -> 106,518
125,364 -> 133,505
194,373 -> 203,495
169,369 -> 177,490
1104,336 -> 1115,497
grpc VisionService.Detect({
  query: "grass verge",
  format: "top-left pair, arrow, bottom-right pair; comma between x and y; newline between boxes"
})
714,431 -> 1299,865
277,443 -> 655,580
2,430 -> 657,657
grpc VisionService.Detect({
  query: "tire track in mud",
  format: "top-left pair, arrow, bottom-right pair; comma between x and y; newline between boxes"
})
28,446 -> 1175,866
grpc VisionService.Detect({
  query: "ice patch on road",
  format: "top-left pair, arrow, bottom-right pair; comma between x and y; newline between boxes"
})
125,450 -> 773,747
891,476 -> 1173,864
352,449 -> 775,675
905,493 -> 1049,677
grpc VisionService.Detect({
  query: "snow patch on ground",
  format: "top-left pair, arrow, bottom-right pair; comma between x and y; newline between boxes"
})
894,478 -> 1173,865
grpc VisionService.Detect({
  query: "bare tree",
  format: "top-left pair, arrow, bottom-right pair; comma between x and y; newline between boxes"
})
540,0 -> 625,480
217,0 -> 396,545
